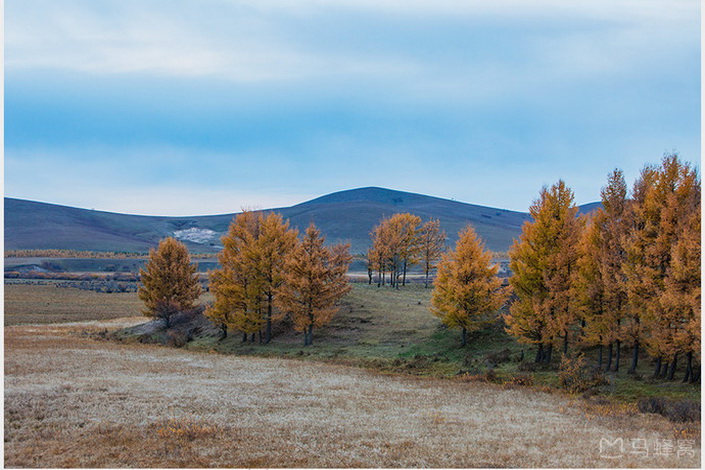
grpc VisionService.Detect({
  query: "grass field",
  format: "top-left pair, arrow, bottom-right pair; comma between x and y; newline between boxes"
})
4,318 -> 700,468
3,283 -> 145,325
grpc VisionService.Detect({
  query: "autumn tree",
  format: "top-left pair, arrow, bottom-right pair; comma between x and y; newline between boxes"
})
138,237 -> 202,328
623,154 -> 700,379
504,180 -> 583,363
275,223 -> 352,346
663,209 -> 701,382
431,225 -> 508,347
418,218 -> 447,288
368,213 -> 422,288
575,169 -> 629,371
207,211 -> 297,343
207,211 -> 263,341
256,213 -> 299,343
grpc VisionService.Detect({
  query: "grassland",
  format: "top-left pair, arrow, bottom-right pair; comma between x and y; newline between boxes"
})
3,283 -> 145,326
5,318 -> 700,468
4,281 -> 700,467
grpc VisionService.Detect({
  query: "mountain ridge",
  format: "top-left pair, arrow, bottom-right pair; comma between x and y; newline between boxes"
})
4,187 -> 599,254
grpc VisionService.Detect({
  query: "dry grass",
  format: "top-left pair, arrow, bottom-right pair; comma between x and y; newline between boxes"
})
3,283 -> 145,325
4,321 -> 700,468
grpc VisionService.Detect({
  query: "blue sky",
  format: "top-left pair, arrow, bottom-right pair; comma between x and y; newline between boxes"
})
4,0 -> 701,215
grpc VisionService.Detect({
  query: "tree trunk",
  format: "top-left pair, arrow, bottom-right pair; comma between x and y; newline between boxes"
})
629,341 -> 639,374
250,332 -> 256,343
660,359 -> 669,379
545,344 -> 553,364
562,332 -> 568,355
683,351 -> 693,383
535,343 -> 544,364
265,295 -> 273,344
424,265 -> 430,288
304,325 -> 314,346
598,345 -> 603,369
461,328 -> 467,347
653,357 -> 662,378
667,353 -> 678,381
242,331 -> 248,343
402,259 -> 408,286
218,323 -> 228,341
368,268 -> 373,285
613,340 -> 621,372
605,343 -> 613,372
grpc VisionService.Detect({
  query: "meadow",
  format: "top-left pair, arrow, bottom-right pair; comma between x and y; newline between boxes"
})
3,281 -> 701,467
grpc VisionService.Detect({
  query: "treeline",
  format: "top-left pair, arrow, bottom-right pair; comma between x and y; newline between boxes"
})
505,154 -> 700,382
367,214 -> 447,288
138,212 -> 351,345
5,249 -> 218,259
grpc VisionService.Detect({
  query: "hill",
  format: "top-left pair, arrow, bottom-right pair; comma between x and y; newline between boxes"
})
4,187 -> 599,255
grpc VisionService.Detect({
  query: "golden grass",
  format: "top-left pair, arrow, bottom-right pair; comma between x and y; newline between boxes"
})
3,283 -> 145,325
4,320 -> 701,468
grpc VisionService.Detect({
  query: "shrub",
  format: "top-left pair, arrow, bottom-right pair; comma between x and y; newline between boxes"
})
637,397 -> 701,423
558,353 -> 608,394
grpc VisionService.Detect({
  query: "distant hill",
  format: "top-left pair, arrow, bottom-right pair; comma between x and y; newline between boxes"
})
4,187 -> 600,255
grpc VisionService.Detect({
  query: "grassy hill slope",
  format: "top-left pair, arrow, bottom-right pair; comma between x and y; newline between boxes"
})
5,187 -> 597,254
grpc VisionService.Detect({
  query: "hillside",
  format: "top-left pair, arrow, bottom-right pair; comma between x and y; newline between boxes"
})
4,187 -> 598,254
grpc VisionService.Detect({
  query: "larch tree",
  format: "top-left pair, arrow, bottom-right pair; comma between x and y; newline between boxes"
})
368,213 -> 422,288
504,180 -> 583,363
418,218 -> 447,288
255,213 -> 299,344
207,211 -> 264,341
207,211 -> 297,344
623,154 -> 700,378
275,223 -> 352,346
576,169 -> 630,371
138,237 -> 202,328
431,225 -> 508,347
662,208 -> 701,382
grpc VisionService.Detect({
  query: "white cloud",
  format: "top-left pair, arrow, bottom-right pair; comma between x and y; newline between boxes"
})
6,0 -> 696,88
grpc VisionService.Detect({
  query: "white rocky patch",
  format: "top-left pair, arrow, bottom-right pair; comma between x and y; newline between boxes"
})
173,228 -> 217,244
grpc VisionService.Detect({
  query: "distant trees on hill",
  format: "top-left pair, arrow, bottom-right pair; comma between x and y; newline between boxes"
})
368,214 -> 446,288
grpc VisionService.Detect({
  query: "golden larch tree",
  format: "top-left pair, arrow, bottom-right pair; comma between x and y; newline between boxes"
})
431,225 -> 508,347
504,180 -> 583,363
138,237 -> 201,328
207,211 -> 264,341
275,223 -> 352,346
575,169 -> 629,371
622,154 -> 700,378
419,218 -> 447,288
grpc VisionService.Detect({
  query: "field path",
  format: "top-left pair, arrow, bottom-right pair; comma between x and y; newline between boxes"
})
4,320 -> 700,468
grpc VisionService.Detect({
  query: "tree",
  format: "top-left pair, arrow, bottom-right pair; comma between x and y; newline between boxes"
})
138,237 -> 201,328
207,211 -> 264,341
256,213 -> 299,343
207,211 -> 297,344
276,223 -> 352,346
368,213 -> 421,288
418,219 -> 447,288
576,169 -> 629,371
504,180 -> 583,362
622,154 -> 700,378
431,225 -> 508,347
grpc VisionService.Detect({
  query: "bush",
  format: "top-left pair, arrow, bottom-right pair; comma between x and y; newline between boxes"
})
558,353 -> 608,394
637,397 -> 701,422
505,374 -> 534,387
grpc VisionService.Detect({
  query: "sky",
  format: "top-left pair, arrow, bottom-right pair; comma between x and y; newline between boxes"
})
4,0 -> 701,216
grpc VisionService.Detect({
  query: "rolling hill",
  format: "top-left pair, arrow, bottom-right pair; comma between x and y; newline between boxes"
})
4,187 -> 598,255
